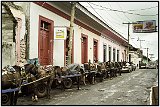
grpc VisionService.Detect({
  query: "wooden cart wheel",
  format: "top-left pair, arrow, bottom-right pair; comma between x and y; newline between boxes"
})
21,84 -> 34,96
21,85 -> 29,95
2,93 -> 10,105
34,83 -> 47,98
63,78 -> 72,89
51,79 -> 58,89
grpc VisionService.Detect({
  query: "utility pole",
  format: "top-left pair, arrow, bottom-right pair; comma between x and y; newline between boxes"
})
123,22 -> 137,62
146,48 -> 149,64
143,48 -> 149,64
137,38 -> 145,61
67,2 -> 76,65
137,37 -> 145,49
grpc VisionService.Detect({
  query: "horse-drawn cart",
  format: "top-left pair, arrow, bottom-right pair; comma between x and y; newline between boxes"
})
55,74 -> 81,89
52,64 -> 82,89
2,87 -> 20,105
2,74 -> 52,105
20,74 -> 51,98
2,61 -> 82,105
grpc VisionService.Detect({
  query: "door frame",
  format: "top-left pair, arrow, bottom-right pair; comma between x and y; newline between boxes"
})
113,48 -> 116,62
93,38 -> 98,62
81,33 -> 88,64
103,44 -> 107,62
15,18 -> 22,65
108,45 -> 112,62
117,49 -> 119,62
38,15 -> 54,65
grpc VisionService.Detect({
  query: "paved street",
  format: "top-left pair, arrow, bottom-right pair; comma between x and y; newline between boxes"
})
17,68 -> 158,105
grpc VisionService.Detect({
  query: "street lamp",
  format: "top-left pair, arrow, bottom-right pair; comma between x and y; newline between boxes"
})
137,38 -> 145,61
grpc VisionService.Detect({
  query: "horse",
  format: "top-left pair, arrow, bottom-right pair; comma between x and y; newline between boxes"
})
22,63 -> 56,101
2,65 -> 22,105
112,62 -> 118,77
105,61 -> 115,79
96,62 -> 107,82
117,62 -> 123,76
53,64 -> 83,89
39,65 -> 56,99
83,63 -> 97,84
104,62 -> 111,79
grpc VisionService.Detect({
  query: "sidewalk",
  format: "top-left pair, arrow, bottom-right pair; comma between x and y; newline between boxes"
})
150,72 -> 158,105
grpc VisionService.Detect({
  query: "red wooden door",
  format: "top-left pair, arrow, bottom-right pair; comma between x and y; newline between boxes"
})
81,34 -> 88,64
39,16 -> 53,65
40,25 -> 49,65
93,39 -> 98,62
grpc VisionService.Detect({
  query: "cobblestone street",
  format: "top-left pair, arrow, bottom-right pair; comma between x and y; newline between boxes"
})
17,68 -> 158,105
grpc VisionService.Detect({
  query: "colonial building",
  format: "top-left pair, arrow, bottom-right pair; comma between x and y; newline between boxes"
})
3,2 -> 129,67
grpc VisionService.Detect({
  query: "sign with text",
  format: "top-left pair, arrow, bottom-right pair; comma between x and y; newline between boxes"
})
54,27 -> 67,40
133,20 -> 156,33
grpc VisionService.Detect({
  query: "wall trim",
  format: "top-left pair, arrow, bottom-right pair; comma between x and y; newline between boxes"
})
34,2 -> 101,36
34,2 -> 127,46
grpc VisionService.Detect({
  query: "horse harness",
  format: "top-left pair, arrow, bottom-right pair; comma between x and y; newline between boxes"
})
2,66 -> 20,86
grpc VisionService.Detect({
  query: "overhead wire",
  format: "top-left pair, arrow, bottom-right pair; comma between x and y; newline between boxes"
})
87,2 -> 110,27
127,6 -> 158,11
88,2 -> 128,37
129,36 -> 139,48
82,2 -> 158,59
107,2 -> 128,23
87,2 -> 127,37
84,5 -> 127,26
89,2 -> 158,16
85,3 -> 131,38
117,2 -> 133,22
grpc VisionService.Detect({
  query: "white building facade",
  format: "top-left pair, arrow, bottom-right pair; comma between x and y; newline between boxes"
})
17,2 -> 128,67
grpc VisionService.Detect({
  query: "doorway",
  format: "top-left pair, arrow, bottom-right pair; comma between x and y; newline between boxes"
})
93,39 -> 98,62
109,46 -> 111,61
81,34 -> 88,64
103,44 -> 107,62
38,16 -> 53,65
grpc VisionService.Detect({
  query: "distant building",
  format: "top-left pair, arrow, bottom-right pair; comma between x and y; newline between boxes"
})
142,55 -> 151,64
129,45 -> 142,68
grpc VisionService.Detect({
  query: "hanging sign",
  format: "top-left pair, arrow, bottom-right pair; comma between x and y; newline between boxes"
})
54,27 -> 67,40
133,20 -> 156,33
